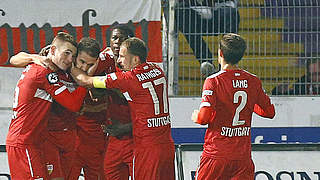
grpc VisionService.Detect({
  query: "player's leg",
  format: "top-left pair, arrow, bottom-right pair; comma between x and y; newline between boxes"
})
104,138 -> 132,180
231,159 -> 255,180
104,157 -> 129,180
67,154 -> 83,180
133,143 -> 175,180
195,156 -> 229,180
82,140 -> 106,180
121,139 -> 134,178
59,129 -> 77,177
7,145 -> 48,180
43,138 -> 64,179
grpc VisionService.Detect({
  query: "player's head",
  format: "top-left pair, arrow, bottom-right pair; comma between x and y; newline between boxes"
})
76,37 -> 100,73
117,37 -> 147,71
49,32 -> 78,71
110,24 -> 135,60
218,33 -> 246,65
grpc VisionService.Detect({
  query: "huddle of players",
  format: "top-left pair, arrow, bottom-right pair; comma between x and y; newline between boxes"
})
6,22 -> 276,180
6,24 -> 172,180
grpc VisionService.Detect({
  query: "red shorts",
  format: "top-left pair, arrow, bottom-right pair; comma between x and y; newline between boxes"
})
43,129 -> 77,179
68,131 -> 107,180
7,145 -> 48,180
133,142 -> 175,180
104,136 -> 134,180
195,156 -> 255,180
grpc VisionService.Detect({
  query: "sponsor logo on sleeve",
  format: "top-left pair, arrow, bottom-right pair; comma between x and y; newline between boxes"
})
202,90 -> 213,97
46,72 -> 59,84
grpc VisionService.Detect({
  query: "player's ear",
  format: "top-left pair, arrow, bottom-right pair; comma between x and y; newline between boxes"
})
50,45 -> 56,56
133,55 -> 140,65
218,49 -> 224,58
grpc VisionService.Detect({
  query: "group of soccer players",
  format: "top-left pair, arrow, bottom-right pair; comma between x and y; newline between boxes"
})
6,19 -> 275,180
6,25 -> 163,180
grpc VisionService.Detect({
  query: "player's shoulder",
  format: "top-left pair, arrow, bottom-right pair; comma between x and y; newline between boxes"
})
206,70 -> 227,80
27,63 -> 53,77
134,62 -> 163,74
241,69 -> 262,81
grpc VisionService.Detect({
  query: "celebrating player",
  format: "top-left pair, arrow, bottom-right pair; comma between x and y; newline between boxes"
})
68,37 -> 115,180
6,32 -> 87,180
191,33 -> 275,180
71,37 -> 175,180
101,24 -> 134,180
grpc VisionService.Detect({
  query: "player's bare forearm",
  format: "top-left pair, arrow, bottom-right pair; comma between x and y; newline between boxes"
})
10,52 -> 53,69
10,52 -> 37,67
105,120 -> 132,137
70,66 -> 94,88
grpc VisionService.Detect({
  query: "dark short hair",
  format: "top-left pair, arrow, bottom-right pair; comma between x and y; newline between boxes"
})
78,37 -> 101,58
52,32 -> 78,48
121,37 -> 147,63
112,24 -> 135,38
219,33 -> 246,65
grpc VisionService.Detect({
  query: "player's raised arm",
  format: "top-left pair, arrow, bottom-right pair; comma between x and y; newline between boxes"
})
10,50 -> 56,70
10,52 -> 44,67
44,72 -> 87,112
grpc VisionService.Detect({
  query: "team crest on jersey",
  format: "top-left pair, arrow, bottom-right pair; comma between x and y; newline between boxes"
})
46,72 -> 59,84
47,164 -> 53,175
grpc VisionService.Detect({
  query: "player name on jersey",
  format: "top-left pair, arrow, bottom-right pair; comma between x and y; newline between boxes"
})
221,126 -> 251,137
136,68 -> 162,82
232,79 -> 248,88
147,115 -> 171,128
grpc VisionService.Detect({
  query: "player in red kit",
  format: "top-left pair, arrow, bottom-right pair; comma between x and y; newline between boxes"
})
71,37 -> 175,180
191,33 -> 275,180
68,37 -> 116,180
6,32 -> 87,180
101,24 -> 134,180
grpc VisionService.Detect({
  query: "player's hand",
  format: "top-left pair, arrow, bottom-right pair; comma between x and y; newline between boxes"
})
101,124 -> 108,134
191,109 -> 199,123
105,119 -> 131,138
39,45 -> 51,56
79,102 -> 108,115
87,60 -> 99,76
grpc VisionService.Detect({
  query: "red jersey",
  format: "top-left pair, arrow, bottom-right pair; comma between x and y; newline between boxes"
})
200,69 -> 273,160
76,50 -> 115,140
47,74 -> 78,131
6,64 -> 87,148
103,63 -> 173,146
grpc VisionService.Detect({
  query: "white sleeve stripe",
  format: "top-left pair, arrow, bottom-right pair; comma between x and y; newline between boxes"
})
200,102 -> 211,109
110,73 -> 117,80
34,89 -> 53,102
54,86 -> 67,96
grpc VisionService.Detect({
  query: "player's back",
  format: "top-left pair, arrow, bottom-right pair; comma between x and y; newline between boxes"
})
127,63 -> 173,146
202,69 -> 267,160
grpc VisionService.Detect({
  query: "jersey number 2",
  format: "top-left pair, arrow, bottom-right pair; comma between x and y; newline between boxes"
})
142,77 -> 168,115
232,91 -> 247,126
